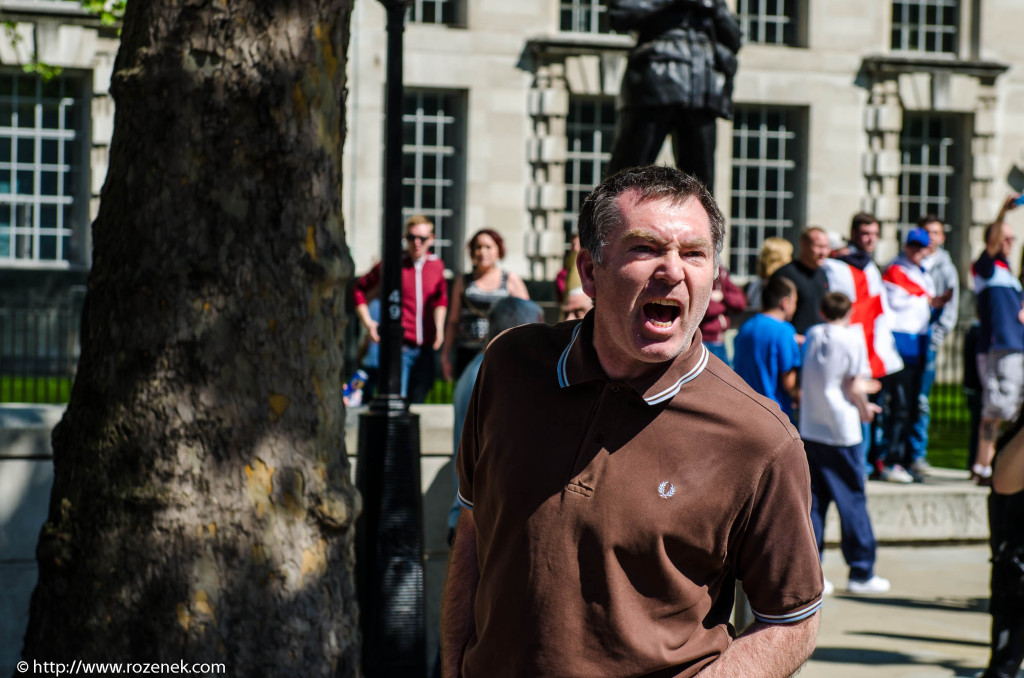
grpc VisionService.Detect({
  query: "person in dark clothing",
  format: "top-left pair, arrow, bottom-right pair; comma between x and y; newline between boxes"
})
606,0 -> 741,190
770,227 -> 830,336
981,414 -> 1024,678
700,266 -> 746,367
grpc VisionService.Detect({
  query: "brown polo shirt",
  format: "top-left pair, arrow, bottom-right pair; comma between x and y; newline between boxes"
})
456,313 -> 823,677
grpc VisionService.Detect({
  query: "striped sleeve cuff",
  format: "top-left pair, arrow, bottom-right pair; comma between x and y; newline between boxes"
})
751,598 -> 822,625
457,489 -> 474,510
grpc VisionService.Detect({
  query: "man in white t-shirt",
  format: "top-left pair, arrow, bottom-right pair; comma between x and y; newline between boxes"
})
799,292 -> 890,595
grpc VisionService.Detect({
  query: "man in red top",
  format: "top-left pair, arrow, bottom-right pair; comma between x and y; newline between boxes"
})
352,215 -> 448,403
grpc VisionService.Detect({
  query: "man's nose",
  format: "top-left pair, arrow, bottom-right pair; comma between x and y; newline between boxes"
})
654,253 -> 685,284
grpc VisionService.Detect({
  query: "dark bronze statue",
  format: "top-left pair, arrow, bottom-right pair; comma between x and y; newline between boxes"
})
607,0 -> 741,191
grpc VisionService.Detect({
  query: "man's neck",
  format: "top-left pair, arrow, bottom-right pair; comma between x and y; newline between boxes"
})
762,308 -> 788,321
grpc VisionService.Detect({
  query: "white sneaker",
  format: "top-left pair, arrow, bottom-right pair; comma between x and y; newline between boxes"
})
882,465 -> 914,484
847,575 -> 891,594
822,579 -> 835,595
911,459 -> 933,475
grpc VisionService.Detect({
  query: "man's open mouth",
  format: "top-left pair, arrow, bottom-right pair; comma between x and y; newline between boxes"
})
643,299 -> 681,328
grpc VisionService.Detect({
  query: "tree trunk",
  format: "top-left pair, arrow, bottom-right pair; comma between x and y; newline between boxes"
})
21,1 -> 359,674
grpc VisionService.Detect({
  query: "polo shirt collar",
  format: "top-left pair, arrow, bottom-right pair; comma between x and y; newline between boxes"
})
556,312 -> 709,406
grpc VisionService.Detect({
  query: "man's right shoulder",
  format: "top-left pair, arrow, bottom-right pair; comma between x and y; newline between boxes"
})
485,320 -> 572,366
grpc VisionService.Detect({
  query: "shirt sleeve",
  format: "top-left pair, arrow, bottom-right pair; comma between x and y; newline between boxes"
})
351,262 -> 382,307
733,437 -> 823,624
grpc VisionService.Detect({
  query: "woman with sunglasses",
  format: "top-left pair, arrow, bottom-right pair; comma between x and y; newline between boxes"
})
441,229 -> 529,381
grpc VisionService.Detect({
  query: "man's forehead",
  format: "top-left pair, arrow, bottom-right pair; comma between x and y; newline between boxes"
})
616,191 -> 709,229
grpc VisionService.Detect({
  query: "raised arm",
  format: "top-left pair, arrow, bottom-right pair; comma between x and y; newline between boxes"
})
441,510 -> 480,678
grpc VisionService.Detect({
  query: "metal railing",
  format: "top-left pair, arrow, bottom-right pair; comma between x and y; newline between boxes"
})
930,322 -> 971,433
0,287 -> 85,404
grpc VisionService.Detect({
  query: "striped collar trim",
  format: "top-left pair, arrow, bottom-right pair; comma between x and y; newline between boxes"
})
556,320 -> 709,406
642,344 -> 709,405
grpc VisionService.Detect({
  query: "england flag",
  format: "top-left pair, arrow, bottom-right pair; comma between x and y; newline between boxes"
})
822,258 -> 904,378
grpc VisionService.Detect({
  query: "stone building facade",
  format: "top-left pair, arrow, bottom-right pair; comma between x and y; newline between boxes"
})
345,0 -> 1024,289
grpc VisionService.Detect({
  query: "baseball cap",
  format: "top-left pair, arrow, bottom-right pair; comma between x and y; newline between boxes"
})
905,227 -> 930,248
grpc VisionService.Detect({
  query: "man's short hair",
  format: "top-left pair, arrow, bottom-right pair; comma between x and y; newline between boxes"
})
487,297 -> 545,342
850,212 -> 879,237
762,275 -> 797,311
800,226 -> 826,245
917,214 -> 942,229
577,165 -> 725,268
820,292 -> 852,322
405,214 -> 434,233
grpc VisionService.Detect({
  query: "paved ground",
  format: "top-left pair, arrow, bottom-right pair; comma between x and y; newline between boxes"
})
804,543 -> 994,678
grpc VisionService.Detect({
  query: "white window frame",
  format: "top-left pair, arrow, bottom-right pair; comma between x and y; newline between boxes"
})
559,0 -> 610,34
897,112 -> 959,238
737,0 -> 798,46
563,95 -> 616,238
891,0 -> 959,55
401,89 -> 464,271
0,73 -> 84,267
729,106 -> 802,278
408,0 -> 459,26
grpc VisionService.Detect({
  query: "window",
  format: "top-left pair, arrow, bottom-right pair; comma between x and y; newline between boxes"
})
891,0 -> 958,54
560,0 -> 610,34
0,73 -> 85,265
729,106 -> 803,277
407,0 -> 459,26
737,0 -> 799,46
898,113 -> 960,238
563,96 -> 616,238
402,90 -> 464,271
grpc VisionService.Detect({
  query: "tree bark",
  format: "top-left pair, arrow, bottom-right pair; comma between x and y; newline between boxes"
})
21,0 -> 359,674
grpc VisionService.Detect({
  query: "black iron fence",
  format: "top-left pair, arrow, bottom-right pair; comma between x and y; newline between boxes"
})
930,322 -> 972,434
0,288 -> 85,404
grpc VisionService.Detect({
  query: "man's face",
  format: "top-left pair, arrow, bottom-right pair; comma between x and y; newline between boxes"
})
925,221 -> 945,251
905,243 -> 927,266
1000,223 -> 1015,260
800,230 -> 830,269
577,194 -> 715,380
405,223 -> 434,260
852,222 -> 880,254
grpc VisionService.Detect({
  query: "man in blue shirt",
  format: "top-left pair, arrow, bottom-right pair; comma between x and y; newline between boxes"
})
734,276 -> 802,419
973,196 -> 1024,484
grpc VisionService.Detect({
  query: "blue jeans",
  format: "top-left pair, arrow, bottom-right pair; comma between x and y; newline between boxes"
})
400,345 -> 436,404
804,440 -> 877,581
909,346 -> 937,463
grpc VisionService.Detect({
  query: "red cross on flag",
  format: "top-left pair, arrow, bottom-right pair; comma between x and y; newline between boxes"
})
823,258 -> 904,378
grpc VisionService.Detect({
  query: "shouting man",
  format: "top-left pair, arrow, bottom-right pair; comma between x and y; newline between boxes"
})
442,166 -> 822,677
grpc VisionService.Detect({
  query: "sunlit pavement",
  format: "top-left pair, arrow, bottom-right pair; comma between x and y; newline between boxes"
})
803,544 -> 992,678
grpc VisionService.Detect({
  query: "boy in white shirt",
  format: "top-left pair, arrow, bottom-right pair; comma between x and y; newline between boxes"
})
800,292 -> 891,595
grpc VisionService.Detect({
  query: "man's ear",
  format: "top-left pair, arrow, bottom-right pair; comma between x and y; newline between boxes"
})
577,249 -> 598,299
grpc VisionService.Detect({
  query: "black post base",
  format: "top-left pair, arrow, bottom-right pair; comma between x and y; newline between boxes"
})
355,402 -> 426,677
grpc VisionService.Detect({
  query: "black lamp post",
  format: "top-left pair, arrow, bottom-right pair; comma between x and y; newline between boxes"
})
355,0 -> 427,676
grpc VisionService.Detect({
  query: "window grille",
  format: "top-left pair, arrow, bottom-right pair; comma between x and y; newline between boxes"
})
898,113 -> 959,237
562,96 -> 616,239
408,0 -> 458,26
0,74 -> 84,265
737,0 -> 798,45
559,0 -> 610,34
891,0 -> 958,54
401,90 -> 464,271
729,106 -> 802,277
